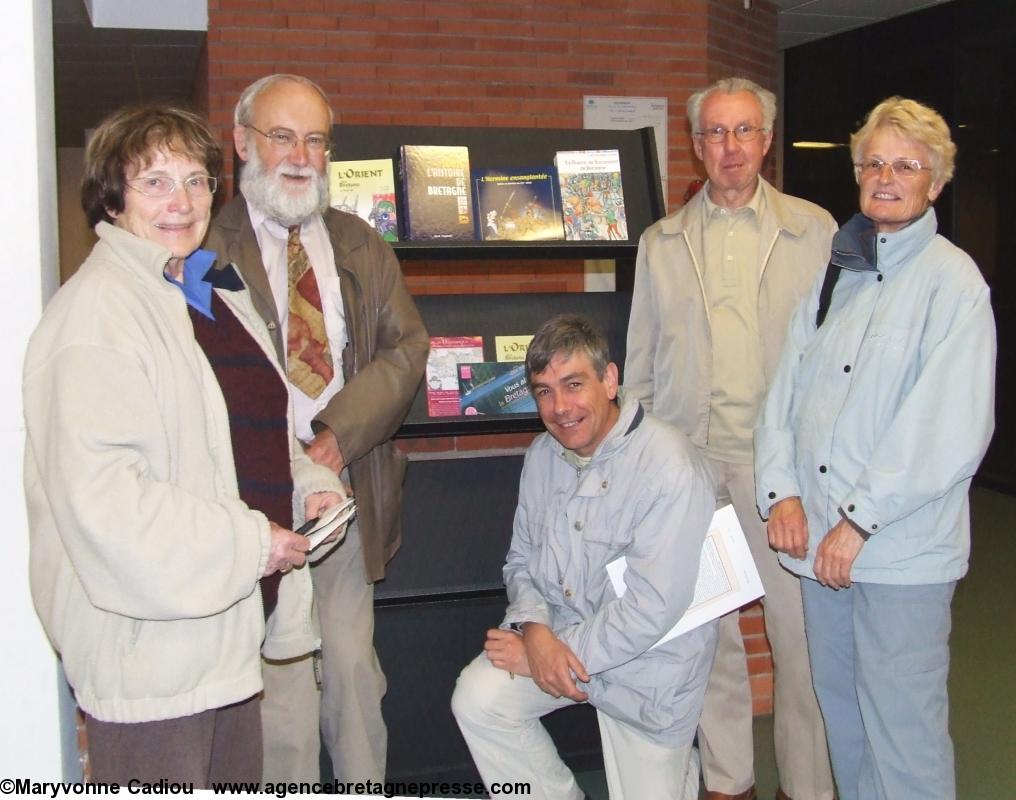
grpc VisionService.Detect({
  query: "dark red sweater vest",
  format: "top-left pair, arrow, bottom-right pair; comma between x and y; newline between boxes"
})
190,294 -> 292,618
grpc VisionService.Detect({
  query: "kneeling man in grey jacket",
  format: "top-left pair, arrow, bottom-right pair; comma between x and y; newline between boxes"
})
452,313 -> 718,800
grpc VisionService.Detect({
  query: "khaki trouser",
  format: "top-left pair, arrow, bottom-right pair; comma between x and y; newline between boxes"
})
452,653 -> 697,800
697,458 -> 834,799
261,520 -> 387,783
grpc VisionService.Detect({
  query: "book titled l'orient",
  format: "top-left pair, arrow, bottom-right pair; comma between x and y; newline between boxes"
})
328,158 -> 399,242
554,149 -> 628,242
400,145 -> 475,241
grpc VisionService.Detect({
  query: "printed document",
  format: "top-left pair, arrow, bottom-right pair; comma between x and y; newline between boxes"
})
606,504 -> 764,647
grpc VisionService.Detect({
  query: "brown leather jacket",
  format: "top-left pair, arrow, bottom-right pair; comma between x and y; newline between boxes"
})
206,196 -> 429,581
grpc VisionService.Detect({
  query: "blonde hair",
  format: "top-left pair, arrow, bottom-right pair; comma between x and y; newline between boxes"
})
850,96 -> 956,185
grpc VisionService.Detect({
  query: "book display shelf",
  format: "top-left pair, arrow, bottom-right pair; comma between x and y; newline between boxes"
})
328,123 -> 666,784
330,122 -> 667,437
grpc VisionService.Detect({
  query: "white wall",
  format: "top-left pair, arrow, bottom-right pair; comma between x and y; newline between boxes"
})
0,0 -> 67,779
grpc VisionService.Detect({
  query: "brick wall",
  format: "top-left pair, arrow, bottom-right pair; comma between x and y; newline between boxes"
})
205,0 -> 778,711
206,0 -> 777,229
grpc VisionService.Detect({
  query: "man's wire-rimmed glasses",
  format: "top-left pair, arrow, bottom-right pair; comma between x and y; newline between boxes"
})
244,124 -> 330,154
694,124 -> 769,144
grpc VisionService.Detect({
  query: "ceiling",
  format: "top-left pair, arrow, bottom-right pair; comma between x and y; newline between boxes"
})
772,0 -> 954,49
53,0 -> 955,148
53,0 -> 204,147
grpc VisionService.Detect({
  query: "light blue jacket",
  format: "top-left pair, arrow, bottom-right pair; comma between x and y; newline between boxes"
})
755,209 -> 996,584
503,390 -> 718,744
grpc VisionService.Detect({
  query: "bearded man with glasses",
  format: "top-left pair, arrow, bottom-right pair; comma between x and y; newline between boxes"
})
625,77 -> 836,800
205,73 -> 429,784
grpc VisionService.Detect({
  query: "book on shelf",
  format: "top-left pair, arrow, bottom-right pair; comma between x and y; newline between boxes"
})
606,504 -> 764,644
400,145 -> 475,241
472,167 -> 564,241
458,362 -> 536,416
328,158 -> 399,242
495,335 -> 534,363
425,336 -> 484,417
554,149 -> 628,241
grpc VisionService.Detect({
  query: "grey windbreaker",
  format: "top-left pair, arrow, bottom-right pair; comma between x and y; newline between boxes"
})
503,390 -> 719,745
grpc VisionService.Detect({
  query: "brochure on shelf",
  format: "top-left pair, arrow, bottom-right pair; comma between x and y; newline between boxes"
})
458,362 -> 536,415
425,336 -> 484,417
495,335 -> 534,363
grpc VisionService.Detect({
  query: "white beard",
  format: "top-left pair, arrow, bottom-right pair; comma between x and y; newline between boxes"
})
240,143 -> 329,227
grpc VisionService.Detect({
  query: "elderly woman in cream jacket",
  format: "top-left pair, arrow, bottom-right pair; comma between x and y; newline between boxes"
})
23,104 -> 347,786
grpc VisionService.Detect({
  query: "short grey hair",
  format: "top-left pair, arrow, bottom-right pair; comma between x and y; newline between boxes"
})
686,77 -> 777,133
234,73 -> 334,127
525,314 -> 610,384
850,96 -> 956,186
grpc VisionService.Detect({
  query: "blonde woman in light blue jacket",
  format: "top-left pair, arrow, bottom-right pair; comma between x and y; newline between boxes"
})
756,97 -> 996,800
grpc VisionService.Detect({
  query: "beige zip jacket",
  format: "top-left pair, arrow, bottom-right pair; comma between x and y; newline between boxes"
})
24,222 -> 342,723
625,178 -> 836,447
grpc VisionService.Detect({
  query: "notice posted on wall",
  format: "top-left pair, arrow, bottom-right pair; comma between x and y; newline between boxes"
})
583,95 -> 668,204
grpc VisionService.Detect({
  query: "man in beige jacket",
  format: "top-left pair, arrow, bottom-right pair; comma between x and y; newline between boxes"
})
625,77 -> 836,800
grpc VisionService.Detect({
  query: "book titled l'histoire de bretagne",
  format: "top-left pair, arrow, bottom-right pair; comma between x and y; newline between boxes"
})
400,145 -> 475,241
328,158 -> 399,242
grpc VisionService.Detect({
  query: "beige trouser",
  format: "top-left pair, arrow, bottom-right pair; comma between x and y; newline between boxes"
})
452,653 -> 697,800
697,458 -> 834,799
261,520 -> 388,783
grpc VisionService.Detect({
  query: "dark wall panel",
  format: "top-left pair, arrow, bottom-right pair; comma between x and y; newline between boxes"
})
783,0 -> 1015,492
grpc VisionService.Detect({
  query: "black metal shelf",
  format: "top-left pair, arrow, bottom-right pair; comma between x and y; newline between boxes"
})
389,238 -> 639,261
328,122 -> 662,438
394,291 -> 633,437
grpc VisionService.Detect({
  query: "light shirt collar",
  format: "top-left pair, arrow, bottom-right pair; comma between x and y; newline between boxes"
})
247,203 -> 330,246
702,177 -> 765,221
247,203 -> 292,240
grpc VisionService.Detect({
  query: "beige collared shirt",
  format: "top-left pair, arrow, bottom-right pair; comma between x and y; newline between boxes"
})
700,179 -> 767,464
247,205 -> 347,442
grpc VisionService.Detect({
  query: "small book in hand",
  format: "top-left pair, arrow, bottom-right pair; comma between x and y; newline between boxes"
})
296,496 -> 356,551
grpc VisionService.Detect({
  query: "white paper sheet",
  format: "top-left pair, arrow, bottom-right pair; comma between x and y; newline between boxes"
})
606,504 -> 765,647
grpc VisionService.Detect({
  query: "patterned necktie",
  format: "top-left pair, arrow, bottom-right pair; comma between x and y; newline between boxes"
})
286,225 -> 333,398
